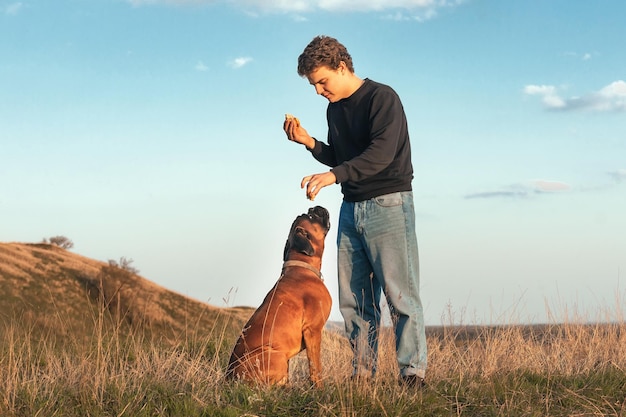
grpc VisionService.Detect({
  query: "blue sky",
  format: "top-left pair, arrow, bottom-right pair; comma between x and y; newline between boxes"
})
2,0 -> 625,325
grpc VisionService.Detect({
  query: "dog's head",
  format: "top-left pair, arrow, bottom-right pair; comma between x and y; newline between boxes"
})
283,206 -> 331,261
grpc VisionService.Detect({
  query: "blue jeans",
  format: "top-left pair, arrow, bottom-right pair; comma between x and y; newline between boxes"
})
337,191 -> 427,378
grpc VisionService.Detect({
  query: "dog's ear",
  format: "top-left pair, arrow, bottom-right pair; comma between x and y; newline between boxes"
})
284,219 -> 298,261
284,217 -> 316,260
283,239 -> 290,261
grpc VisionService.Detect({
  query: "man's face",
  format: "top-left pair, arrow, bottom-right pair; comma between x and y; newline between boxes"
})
306,64 -> 349,103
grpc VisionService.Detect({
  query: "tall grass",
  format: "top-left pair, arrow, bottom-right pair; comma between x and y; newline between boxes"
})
2,301 -> 626,417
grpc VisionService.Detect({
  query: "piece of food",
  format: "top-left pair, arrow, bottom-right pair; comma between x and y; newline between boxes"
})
285,113 -> 300,126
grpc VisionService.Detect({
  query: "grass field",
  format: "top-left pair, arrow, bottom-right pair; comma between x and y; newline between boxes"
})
1,242 -> 625,416
2,306 -> 626,416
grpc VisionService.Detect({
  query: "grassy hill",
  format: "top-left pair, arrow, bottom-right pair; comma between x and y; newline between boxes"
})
0,241 -> 252,346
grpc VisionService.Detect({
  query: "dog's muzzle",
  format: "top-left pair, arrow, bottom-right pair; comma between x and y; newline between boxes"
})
305,206 -> 330,234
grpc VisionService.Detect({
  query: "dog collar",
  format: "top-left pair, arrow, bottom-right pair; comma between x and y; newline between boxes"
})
282,260 -> 323,281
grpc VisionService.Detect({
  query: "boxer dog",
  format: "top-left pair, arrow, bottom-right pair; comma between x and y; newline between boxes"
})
226,206 -> 332,387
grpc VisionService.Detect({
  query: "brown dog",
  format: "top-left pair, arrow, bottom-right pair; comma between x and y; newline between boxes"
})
225,206 -> 332,387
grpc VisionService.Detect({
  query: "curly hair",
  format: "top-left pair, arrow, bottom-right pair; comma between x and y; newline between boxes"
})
297,35 -> 354,77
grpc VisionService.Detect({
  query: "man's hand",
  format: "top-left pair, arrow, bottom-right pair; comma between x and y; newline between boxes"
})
283,114 -> 315,149
301,172 -> 336,201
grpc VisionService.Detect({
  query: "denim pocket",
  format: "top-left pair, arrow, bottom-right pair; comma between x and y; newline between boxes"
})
373,192 -> 402,207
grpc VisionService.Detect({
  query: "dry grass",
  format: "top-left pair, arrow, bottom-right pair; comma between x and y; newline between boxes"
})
2,241 -> 626,416
3,308 -> 626,416
425,321 -> 626,379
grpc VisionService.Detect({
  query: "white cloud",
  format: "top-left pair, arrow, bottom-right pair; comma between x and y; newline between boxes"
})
523,85 -> 555,96
228,56 -> 253,69
128,0 -> 215,5
313,0 -> 440,12
4,2 -> 23,15
599,80 -> 626,99
524,80 -> 626,112
126,0 -> 464,17
523,84 -> 565,109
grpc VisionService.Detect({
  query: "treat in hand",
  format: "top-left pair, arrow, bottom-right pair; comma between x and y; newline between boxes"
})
285,113 -> 300,127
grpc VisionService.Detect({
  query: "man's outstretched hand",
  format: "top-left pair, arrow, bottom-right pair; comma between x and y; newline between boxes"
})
301,172 -> 336,201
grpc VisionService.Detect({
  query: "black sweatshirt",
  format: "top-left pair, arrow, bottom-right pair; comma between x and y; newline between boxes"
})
309,78 -> 414,202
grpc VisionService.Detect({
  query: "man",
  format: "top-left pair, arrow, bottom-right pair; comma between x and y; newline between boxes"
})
283,35 -> 427,386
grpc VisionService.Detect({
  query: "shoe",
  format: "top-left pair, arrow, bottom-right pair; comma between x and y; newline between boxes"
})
399,374 -> 425,388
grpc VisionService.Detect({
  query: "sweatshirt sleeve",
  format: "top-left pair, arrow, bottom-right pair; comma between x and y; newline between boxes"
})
309,137 -> 338,168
